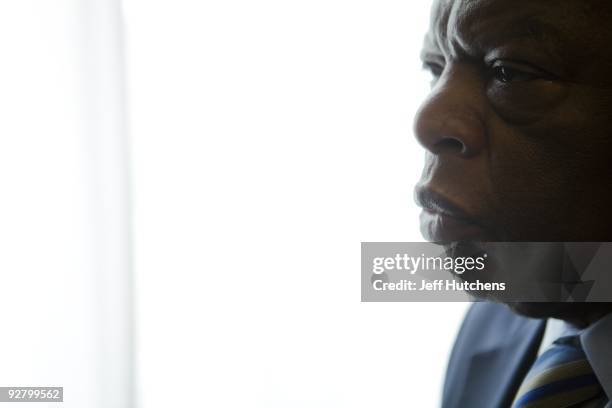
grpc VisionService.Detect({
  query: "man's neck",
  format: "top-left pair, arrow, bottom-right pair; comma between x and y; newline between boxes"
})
561,304 -> 612,328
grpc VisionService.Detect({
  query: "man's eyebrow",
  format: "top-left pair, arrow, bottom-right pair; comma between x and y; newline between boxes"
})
420,50 -> 443,64
419,33 -> 445,63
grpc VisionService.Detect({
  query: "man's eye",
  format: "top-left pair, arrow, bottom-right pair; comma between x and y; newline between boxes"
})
422,62 -> 444,78
490,63 -> 538,83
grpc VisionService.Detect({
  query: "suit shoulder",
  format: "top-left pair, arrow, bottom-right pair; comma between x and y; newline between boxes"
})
459,302 -> 530,346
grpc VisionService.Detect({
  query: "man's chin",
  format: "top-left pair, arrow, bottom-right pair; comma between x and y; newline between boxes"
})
501,302 -> 612,328
504,302 -> 573,319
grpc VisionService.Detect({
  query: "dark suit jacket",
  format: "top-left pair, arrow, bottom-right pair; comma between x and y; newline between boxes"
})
441,302 -> 545,408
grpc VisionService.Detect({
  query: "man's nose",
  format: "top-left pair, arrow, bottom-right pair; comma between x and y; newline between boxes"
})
413,65 -> 486,158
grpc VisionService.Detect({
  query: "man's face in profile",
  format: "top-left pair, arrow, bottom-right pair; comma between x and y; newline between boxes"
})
414,0 -> 612,320
414,0 -> 612,243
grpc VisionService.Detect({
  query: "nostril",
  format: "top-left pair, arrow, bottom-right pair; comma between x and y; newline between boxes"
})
434,137 -> 465,154
413,97 -> 486,157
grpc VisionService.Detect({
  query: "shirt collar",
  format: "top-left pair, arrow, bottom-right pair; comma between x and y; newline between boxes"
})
538,318 -> 580,357
581,312 -> 612,400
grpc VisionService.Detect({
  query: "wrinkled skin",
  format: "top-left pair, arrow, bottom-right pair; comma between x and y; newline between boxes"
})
414,0 -> 612,324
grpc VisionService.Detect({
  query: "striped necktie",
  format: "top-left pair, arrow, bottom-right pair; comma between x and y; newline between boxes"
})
512,335 -> 605,408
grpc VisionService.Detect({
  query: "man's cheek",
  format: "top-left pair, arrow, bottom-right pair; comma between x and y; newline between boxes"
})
486,81 -> 568,126
487,127 -> 575,239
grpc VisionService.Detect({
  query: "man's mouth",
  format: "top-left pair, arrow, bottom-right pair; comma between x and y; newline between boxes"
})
414,187 -> 488,243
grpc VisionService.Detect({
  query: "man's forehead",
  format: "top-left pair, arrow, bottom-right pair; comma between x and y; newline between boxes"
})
424,0 -> 598,57
430,0 -> 569,27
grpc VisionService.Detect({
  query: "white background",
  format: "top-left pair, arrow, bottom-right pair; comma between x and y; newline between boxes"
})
0,1 -> 132,407
124,0 -> 468,407
0,1 -> 467,407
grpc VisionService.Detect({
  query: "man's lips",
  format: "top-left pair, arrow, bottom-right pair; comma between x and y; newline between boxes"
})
419,209 -> 487,242
415,187 -> 488,243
